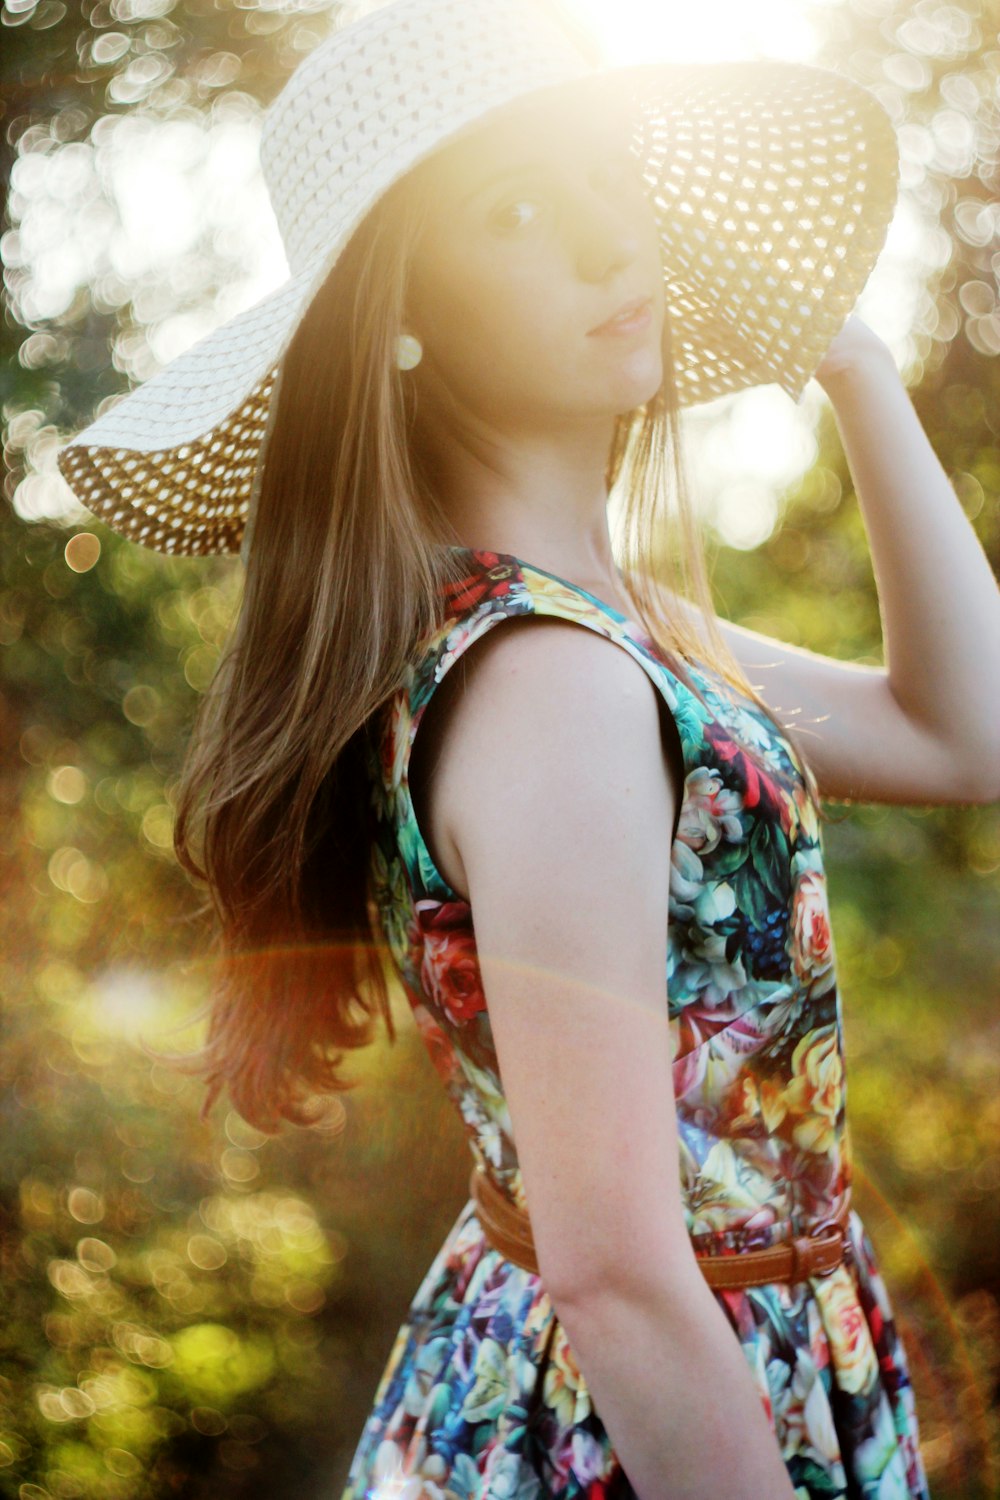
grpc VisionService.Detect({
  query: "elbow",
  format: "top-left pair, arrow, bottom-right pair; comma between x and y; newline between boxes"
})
978,776 -> 1000,805
968,716 -> 1000,801
961,754 -> 1000,804
542,1251 -> 711,1363
947,780 -> 999,807
533,1194 -> 705,1311
936,733 -> 1000,805
540,1236 -> 704,1315
985,741 -> 1000,803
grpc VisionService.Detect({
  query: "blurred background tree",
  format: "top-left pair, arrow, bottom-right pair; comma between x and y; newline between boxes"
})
2,0 -> 998,1496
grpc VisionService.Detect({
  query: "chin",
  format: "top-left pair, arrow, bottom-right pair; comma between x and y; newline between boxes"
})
609,363 -> 665,414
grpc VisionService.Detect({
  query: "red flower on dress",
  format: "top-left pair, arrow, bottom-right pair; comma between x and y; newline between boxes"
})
416,899 -> 486,1026
441,554 -> 519,617
412,1003 -> 459,1088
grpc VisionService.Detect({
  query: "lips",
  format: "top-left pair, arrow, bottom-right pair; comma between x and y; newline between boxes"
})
588,295 -> 654,336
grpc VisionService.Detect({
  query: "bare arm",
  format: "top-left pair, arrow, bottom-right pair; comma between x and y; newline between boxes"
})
433,619 -> 797,1500
662,318 -> 1000,807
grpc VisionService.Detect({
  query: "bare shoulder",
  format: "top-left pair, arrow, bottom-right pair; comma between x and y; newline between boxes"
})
449,612 -> 666,734
410,614 -> 679,907
435,615 -> 676,850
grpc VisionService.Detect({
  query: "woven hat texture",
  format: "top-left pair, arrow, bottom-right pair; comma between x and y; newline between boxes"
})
56,0 -> 899,557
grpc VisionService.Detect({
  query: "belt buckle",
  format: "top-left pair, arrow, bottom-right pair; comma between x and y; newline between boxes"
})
791,1212 -> 851,1272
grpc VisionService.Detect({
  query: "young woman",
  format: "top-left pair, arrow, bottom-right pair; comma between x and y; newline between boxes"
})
56,1 -> 1000,1496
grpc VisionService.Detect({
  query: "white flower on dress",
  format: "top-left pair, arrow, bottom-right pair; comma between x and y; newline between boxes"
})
706,692 -> 778,754
569,1431 -> 605,1487
769,1348 -> 843,1471
678,766 -> 744,853
480,1449 -> 543,1499
801,1356 -> 844,1467
479,1117 -> 504,1169
693,878 -> 737,926
370,1438 -> 451,1500
686,923 -> 748,1002
670,840 -> 704,907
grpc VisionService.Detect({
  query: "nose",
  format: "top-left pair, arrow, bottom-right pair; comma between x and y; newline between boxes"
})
570,178 -> 643,284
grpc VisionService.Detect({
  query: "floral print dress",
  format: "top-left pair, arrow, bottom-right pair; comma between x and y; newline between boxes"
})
341,547 -> 931,1500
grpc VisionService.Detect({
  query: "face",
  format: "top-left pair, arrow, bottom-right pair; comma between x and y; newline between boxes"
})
401,86 -> 666,441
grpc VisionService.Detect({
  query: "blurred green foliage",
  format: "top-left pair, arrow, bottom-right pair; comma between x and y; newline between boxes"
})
2,0 -> 999,1496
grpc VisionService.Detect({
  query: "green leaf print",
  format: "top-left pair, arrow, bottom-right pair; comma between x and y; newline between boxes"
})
787,1456 -> 847,1497
730,860 -> 771,928
452,1452 -> 487,1495
670,691 -> 707,747
461,1336 -> 511,1423
751,817 -> 791,905
402,1337 -> 451,1418
428,1379 -> 453,1430
704,839 -> 751,880
751,1288 -> 799,1352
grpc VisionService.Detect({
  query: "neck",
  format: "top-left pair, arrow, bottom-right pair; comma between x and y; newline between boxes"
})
415,407 -> 623,586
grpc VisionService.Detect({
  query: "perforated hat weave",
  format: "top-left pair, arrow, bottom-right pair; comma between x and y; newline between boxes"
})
56,0 -> 899,557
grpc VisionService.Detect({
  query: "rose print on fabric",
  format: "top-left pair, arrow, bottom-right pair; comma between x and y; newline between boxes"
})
416,899 -> 486,1027
790,860 -> 836,996
348,549 -> 931,1500
813,1268 -> 881,1396
783,1026 -> 845,1155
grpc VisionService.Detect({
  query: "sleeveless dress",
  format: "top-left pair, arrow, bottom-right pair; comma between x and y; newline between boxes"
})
341,546 -> 931,1500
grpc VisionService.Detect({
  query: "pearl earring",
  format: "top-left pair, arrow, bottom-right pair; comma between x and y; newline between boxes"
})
395,333 -> 423,371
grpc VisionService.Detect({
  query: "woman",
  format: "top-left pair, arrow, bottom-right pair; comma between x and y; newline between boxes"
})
55,1 -> 1000,1496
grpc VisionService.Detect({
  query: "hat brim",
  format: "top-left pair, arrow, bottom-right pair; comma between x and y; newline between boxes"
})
56,56 -> 898,556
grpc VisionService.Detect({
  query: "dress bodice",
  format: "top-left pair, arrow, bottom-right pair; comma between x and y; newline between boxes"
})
365,546 -> 851,1254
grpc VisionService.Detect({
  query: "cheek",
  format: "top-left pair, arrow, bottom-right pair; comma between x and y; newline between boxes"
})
415,246 -> 567,386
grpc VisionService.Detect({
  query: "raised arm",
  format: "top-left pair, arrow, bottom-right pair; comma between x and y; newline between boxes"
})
426,618 -> 797,1500
666,317 -> 1000,807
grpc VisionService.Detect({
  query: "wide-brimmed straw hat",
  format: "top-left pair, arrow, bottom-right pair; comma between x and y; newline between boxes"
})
55,0 -> 899,558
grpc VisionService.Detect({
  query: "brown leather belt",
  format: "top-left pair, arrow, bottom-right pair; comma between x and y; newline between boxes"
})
469,1162 -> 852,1290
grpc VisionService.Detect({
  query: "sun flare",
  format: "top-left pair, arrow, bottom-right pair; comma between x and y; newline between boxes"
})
576,0 -> 822,65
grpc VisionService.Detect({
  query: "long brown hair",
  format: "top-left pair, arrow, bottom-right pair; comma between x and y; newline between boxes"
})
173,164 -> 820,1132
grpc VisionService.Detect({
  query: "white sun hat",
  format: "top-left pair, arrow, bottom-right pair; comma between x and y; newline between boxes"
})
55,0 -> 899,558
